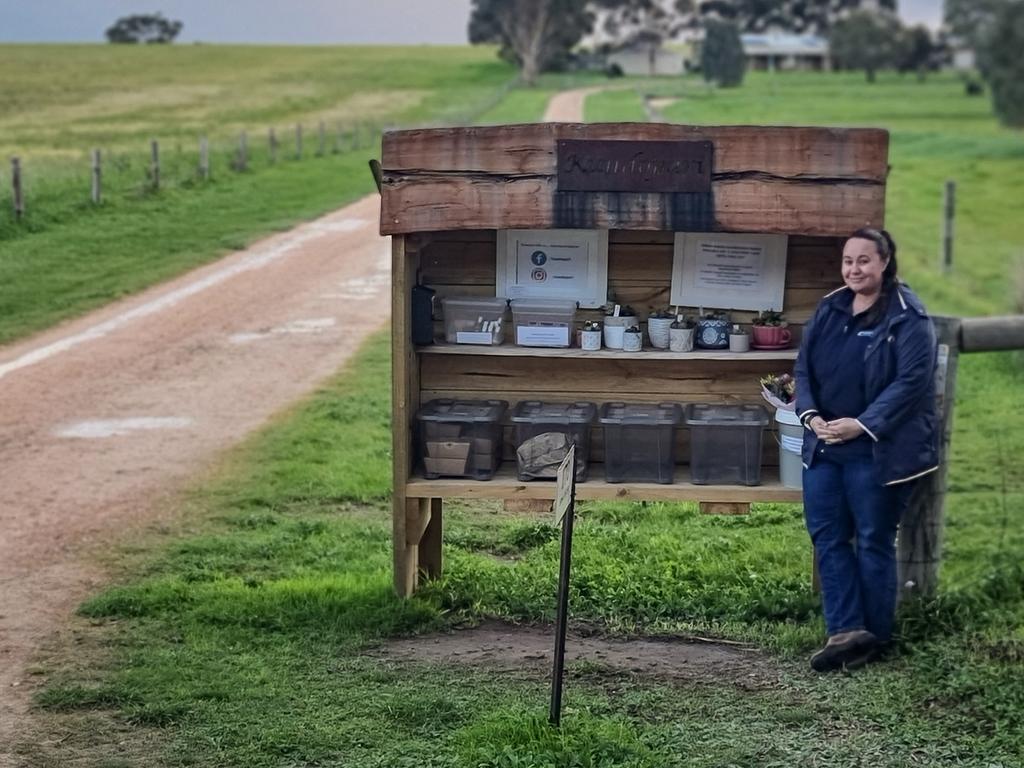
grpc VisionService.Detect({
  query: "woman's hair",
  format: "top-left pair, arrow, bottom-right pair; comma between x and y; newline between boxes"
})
848,227 -> 899,326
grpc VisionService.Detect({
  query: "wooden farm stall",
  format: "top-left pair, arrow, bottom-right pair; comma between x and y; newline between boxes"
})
379,123 -> 889,596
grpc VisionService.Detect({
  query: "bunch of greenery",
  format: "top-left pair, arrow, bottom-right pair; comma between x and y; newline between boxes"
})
753,309 -> 787,327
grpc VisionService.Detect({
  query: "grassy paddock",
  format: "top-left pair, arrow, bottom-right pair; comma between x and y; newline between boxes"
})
0,44 -> 534,345
23,70 -> 1024,766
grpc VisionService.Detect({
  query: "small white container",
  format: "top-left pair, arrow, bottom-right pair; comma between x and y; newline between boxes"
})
511,299 -> 577,348
581,329 -> 602,351
603,314 -> 639,350
729,326 -> 750,352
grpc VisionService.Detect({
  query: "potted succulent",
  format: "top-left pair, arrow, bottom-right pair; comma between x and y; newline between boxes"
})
623,324 -> 643,352
695,310 -> 730,349
751,309 -> 791,349
580,319 -> 602,350
669,314 -> 695,352
603,304 -> 639,349
647,307 -> 676,349
728,323 -> 750,352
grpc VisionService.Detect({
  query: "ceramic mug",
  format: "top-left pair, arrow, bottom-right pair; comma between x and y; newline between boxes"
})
752,325 -> 792,348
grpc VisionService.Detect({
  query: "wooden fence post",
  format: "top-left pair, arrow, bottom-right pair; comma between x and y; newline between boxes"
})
269,128 -> 278,164
236,131 -> 248,171
198,136 -> 210,180
898,315 -> 962,598
91,149 -> 102,204
333,123 -> 342,154
295,123 -> 303,159
150,140 -> 160,190
941,180 -> 955,273
317,120 -> 326,157
11,157 -> 24,219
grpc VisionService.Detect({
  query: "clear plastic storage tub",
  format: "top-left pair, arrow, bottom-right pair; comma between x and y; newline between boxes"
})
510,299 -> 577,348
685,404 -> 769,486
416,399 -> 508,480
599,402 -> 683,484
442,296 -> 508,345
510,400 -> 596,481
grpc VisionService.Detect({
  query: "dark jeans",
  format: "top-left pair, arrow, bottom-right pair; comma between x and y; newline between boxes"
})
803,457 -> 916,642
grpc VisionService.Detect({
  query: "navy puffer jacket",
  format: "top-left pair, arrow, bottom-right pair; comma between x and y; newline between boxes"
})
794,283 -> 939,486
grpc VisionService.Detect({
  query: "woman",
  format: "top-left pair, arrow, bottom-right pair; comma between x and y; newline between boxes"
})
794,228 -> 938,672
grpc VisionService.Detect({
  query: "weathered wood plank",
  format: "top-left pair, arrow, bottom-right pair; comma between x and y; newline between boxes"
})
381,124 -> 888,235
383,124 -> 889,179
381,177 -> 884,236
420,236 -> 842,290
404,464 -> 801,503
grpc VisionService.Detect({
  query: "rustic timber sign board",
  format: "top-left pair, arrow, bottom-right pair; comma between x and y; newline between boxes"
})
379,123 -> 888,237
555,140 -> 712,192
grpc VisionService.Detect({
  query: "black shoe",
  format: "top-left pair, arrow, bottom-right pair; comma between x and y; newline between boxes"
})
810,630 -> 877,672
843,641 -> 891,671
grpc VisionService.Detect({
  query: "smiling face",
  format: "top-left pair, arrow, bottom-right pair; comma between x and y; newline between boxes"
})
842,237 -> 889,297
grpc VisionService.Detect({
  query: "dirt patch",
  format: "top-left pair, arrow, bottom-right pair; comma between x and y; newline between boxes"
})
371,621 -> 783,689
648,97 -> 679,111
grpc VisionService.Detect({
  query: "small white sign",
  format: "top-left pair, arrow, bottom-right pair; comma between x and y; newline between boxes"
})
497,229 -> 609,308
671,233 -> 788,312
516,326 -> 570,347
456,331 -> 494,345
554,444 -> 577,525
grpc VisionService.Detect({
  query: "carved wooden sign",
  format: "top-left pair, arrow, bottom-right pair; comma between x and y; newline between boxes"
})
556,139 -> 712,193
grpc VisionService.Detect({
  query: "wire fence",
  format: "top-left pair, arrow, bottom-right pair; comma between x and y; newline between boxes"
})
0,78 -> 519,237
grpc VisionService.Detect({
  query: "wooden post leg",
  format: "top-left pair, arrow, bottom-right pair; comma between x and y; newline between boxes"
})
419,498 -> 443,580
393,497 -> 419,598
898,316 -> 961,599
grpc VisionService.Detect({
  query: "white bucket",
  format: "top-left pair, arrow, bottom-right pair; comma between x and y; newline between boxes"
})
775,408 -> 803,490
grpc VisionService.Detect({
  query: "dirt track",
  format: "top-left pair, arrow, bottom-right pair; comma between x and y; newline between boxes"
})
0,89 -> 594,762
0,196 -> 391,755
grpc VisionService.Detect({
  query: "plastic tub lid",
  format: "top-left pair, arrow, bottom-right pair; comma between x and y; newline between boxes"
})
442,296 -> 508,311
510,400 -> 596,424
684,403 -> 769,427
417,399 -> 508,423
775,408 -> 802,426
510,299 -> 578,313
599,402 -> 683,426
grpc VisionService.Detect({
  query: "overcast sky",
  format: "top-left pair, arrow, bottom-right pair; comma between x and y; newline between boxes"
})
0,0 -> 943,44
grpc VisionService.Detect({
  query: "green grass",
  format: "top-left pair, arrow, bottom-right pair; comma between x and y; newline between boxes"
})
585,88 -> 649,122
22,69 -> 1024,766
0,44 -> 525,345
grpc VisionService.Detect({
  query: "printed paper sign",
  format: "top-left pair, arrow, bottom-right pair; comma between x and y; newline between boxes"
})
497,229 -> 608,308
671,233 -> 788,312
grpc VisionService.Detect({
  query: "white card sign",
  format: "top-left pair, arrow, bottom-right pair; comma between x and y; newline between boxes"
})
671,233 -> 788,312
497,229 -> 609,308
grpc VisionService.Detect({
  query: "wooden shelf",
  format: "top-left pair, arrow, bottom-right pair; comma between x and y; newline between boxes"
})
406,464 -> 802,503
418,342 -> 797,361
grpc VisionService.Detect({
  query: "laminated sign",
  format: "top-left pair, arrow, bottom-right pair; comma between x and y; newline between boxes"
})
554,444 -> 576,525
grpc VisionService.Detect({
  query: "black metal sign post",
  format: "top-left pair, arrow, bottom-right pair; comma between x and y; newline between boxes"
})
549,445 -> 577,727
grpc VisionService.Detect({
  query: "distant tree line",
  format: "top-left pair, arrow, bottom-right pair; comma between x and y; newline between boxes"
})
944,0 -> 1024,127
468,0 -> 1023,128
106,13 -> 183,44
